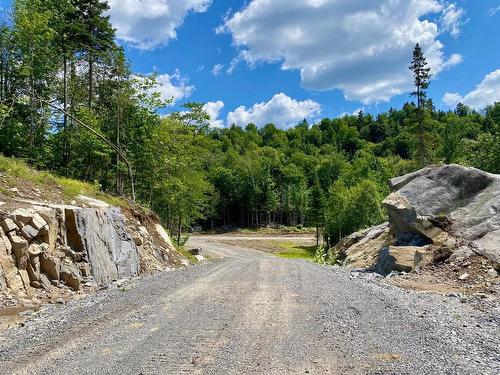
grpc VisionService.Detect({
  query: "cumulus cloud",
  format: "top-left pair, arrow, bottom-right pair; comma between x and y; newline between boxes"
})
442,70 -> 500,109
108,0 -> 211,50
219,0 -> 463,104
135,70 -> 194,105
203,101 -> 225,127
211,64 -> 224,76
440,3 -> 467,38
226,93 -> 321,128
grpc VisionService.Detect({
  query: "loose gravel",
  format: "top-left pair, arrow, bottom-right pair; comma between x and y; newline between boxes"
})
0,239 -> 498,374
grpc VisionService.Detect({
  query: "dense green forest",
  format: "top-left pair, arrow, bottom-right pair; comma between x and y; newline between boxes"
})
1,0 -> 499,245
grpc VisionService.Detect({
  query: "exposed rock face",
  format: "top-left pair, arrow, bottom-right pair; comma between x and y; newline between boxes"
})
0,199 -> 187,298
384,164 -> 500,268
332,164 -> 500,275
68,208 -> 140,286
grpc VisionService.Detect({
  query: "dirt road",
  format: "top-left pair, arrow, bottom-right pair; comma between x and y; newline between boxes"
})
0,236 -> 498,374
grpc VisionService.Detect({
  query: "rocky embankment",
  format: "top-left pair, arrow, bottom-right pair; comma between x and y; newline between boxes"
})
333,164 -> 500,295
0,196 -> 188,312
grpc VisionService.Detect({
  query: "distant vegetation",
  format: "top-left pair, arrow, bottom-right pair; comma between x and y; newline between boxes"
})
0,0 -> 499,246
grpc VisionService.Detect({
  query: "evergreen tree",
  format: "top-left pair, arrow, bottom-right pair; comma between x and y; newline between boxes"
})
72,0 -> 115,109
409,43 -> 432,167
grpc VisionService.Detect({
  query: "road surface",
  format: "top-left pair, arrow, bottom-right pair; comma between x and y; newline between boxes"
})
0,235 -> 498,374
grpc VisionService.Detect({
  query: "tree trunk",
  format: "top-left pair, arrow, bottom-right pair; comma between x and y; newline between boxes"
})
88,55 -> 93,109
177,216 -> 182,245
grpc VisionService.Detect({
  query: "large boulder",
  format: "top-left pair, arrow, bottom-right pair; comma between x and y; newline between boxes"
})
384,164 -> 500,268
335,223 -> 391,268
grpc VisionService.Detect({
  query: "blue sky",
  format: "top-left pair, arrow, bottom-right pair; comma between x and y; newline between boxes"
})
2,0 -> 500,128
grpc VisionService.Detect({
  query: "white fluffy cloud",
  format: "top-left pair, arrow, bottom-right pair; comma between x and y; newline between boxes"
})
226,93 -> 321,128
136,70 -> 194,105
220,0 -> 464,104
108,0 -> 211,50
443,70 -> 500,109
203,101 -> 225,127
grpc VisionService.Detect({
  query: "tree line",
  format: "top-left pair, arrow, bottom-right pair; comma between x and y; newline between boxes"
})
1,0 -> 499,246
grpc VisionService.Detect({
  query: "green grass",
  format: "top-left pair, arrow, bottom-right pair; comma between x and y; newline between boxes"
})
175,245 -> 198,264
274,241 -> 317,260
236,226 -> 316,235
0,154 -> 128,207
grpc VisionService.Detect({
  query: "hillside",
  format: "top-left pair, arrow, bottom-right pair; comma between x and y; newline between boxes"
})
0,156 -> 189,318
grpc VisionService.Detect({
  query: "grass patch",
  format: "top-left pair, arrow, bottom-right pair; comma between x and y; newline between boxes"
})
175,245 -> 198,264
234,226 -> 316,235
274,241 -> 317,260
0,154 -> 129,207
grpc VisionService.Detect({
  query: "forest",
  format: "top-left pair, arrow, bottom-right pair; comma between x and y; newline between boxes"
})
1,0 -> 499,246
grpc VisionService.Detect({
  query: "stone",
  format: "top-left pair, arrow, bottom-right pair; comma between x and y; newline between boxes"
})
76,195 -> 110,208
78,262 -> 91,277
195,255 -> 206,262
40,253 -> 60,281
0,228 -> 12,254
10,236 -> 29,270
60,261 -> 82,290
21,224 -> 39,240
9,234 -> 28,250
155,224 -> 175,250
188,248 -> 201,256
12,208 -> 34,224
139,226 -> 149,236
26,262 -> 39,283
375,246 -> 434,275
34,207 -> 58,252
0,236 -> 9,257
39,273 -> 52,290
28,243 -> 42,257
18,269 -> 30,288
0,266 -> 6,289
458,273 -> 469,281
334,223 -> 391,269
449,246 -> 475,262
5,268 -> 24,291
30,213 -> 47,231
1,218 -> 18,233
487,268 -> 498,278
132,234 -> 143,246
30,280 -> 41,289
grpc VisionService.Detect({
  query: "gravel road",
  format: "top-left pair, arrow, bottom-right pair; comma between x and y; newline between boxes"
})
0,236 -> 498,374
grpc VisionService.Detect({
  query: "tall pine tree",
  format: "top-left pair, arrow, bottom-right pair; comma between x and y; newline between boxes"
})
409,43 -> 432,167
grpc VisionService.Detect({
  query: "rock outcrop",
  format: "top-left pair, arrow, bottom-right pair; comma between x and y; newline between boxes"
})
334,164 -> 500,275
0,198 -> 187,299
